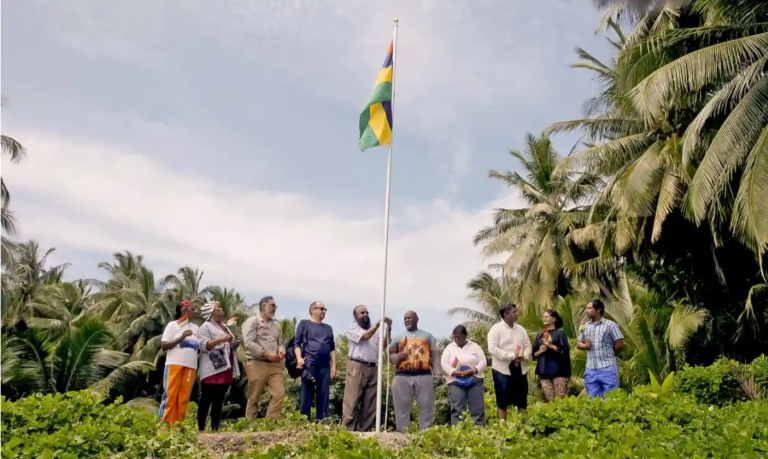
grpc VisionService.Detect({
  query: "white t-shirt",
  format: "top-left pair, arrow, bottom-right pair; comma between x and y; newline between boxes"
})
161,320 -> 201,369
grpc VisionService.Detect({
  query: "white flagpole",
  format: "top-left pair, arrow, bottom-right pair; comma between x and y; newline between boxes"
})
375,18 -> 399,434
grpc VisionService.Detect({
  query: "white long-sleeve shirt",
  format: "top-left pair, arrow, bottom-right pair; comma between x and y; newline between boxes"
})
487,321 -> 533,375
440,340 -> 487,384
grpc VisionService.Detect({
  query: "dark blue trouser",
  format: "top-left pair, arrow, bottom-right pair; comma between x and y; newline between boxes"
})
300,365 -> 331,421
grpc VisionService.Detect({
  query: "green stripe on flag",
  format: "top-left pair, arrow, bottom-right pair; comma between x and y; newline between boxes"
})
358,124 -> 381,151
365,82 -> 392,106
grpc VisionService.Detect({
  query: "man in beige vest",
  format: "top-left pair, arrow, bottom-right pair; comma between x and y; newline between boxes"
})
242,295 -> 285,420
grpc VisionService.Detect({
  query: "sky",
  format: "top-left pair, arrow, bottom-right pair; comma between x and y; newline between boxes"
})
1,0 -> 610,339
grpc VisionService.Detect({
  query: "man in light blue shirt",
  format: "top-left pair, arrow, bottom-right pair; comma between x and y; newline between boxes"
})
342,305 -> 391,432
577,299 -> 624,398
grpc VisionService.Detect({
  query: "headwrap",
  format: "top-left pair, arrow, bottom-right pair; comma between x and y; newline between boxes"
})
201,302 -> 215,321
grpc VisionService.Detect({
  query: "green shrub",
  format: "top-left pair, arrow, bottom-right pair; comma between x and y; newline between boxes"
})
753,355 -> 768,391
1,391 -> 198,459
675,357 -> 745,405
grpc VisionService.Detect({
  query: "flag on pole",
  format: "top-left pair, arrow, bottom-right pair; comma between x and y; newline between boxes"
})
451,356 -> 461,369
358,42 -> 394,151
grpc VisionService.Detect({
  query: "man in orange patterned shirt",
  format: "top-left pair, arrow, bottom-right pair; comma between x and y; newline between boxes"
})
388,311 -> 441,433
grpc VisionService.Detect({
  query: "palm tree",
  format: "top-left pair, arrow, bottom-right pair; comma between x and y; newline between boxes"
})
624,0 -> 768,253
1,97 -> 27,216
548,21 -> 691,252
448,270 -> 517,325
587,0 -> 768,253
162,266 -> 206,305
206,286 -> 251,322
604,270 -> 708,382
25,280 -> 94,332
1,317 -> 153,399
473,133 -> 599,309
278,317 -> 298,342
1,241 -> 69,332
96,251 -> 147,287
1,99 -> 26,270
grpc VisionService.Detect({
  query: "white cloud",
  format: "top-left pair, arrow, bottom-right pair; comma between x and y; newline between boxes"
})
3,130 -> 522,317
31,0 -> 602,141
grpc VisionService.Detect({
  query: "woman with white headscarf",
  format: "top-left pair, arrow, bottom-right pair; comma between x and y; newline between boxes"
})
196,301 -> 240,431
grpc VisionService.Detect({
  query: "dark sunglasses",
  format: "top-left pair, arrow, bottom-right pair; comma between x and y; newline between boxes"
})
314,307 -> 327,312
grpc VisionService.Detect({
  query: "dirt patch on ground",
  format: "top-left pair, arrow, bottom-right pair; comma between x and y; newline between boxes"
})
198,430 -> 309,454
355,432 -> 411,449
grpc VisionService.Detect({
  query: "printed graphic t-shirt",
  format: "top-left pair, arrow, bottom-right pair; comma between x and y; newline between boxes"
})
389,329 -> 437,375
161,320 -> 201,369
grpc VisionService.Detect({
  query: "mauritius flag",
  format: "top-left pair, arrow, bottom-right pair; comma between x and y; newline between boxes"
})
358,42 -> 394,151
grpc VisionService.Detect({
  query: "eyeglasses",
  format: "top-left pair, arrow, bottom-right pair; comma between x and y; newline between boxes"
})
314,307 -> 327,312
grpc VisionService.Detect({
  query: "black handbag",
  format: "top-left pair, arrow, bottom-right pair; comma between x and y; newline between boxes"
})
209,347 -> 228,370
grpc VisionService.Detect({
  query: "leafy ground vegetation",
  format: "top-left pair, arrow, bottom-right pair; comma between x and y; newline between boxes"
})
3,358 -> 767,459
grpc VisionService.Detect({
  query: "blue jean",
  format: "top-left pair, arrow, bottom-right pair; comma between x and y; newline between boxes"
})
584,365 -> 620,398
300,365 -> 331,421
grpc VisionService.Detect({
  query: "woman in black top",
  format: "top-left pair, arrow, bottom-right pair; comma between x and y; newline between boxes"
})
533,309 -> 571,401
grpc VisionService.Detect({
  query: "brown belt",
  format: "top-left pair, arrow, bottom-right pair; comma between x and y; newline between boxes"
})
351,358 -> 376,367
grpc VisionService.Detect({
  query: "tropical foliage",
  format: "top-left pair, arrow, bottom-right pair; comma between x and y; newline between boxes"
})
460,0 -> 768,378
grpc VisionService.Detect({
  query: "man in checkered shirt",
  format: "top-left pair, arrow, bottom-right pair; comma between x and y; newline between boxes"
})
577,299 -> 624,398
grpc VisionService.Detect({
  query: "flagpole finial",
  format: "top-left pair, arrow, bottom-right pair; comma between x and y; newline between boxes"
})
393,18 -> 399,23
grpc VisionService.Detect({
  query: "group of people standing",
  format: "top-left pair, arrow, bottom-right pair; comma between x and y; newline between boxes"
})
156,296 -> 625,433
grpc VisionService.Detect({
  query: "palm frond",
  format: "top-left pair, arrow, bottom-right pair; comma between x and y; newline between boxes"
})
731,122 -> 768,252
90,360 -> 155,394
666,301 -> 709,350
630,31 -> 768,120
1,134 -> 27,162
686,75 -> 768,223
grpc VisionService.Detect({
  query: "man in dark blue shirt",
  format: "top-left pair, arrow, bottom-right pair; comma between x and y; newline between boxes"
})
295,301 -> 336,421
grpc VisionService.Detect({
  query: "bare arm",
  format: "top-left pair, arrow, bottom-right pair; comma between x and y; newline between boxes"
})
360,322 -> 381,341
161,333 -> 188,350
577,328 -> 591,350
161,324 -> 192,350
614,338 -> 624,354
429,336 -> 441,377
389,337 -> 407,364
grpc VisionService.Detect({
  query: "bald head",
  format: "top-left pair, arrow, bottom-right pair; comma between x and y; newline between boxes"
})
403,311 -> 419,331
309,301 -> 326,322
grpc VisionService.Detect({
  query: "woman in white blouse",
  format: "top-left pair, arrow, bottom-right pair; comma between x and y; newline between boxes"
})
440,325 -> 487,426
